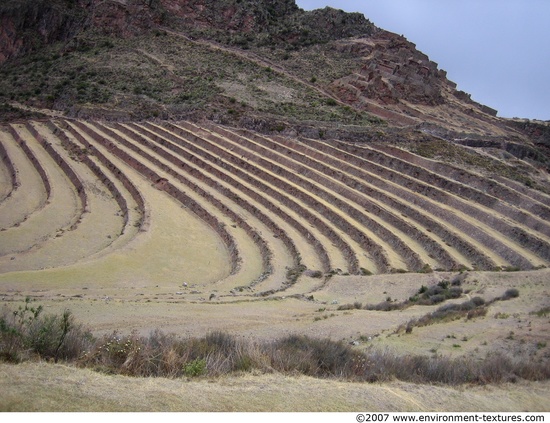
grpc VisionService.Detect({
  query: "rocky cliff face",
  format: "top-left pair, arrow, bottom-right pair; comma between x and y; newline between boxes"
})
326,28 -> 505,132
0,0 -> 90,62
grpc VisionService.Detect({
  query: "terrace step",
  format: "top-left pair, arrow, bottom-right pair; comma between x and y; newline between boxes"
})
110,123 -> 328,294
238,129 -> 461,271
91,121 -> 292,293
0,138 -> 17,203
0,126 -> 49,230
0,124 -> 82,261
370,143 -> 550,216
337,141 -> 550,267
162,121 -> 366,274
213,124 -> 445,273
121,122 -> 334,278
64,120 -> 257,289
352,143 -> 550,236
295,136 -> 547,269
262,130 -> 499,270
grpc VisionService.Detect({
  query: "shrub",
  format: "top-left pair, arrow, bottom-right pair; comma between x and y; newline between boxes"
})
286,264 -> 306,285
451,274 -> 465,286
429,294 -> 446,304
503,266 -> 521,272
337,303 -> 355,311
448,287 -> 463,298
467,307 -> 488,320
0,298 -> 91,363
360,268 -> 372,276
437,280 -> 450,289
364,300 -> 407,312
419,264 -> 433,273
400,296 -> 488,332
501,288 -> 520,300
470,296 -> 486,307
268,335 -> 361,378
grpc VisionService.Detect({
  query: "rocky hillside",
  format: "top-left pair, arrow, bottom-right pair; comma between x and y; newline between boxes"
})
0,0 -> 548,168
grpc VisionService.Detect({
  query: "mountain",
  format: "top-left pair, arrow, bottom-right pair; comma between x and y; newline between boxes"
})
0,0 -> 548,171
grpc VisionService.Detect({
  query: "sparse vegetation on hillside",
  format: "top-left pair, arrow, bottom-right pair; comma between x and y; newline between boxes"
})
337,278 -> 465,312
0,30 -> 378,124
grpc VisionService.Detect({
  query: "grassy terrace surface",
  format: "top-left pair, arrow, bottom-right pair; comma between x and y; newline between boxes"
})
1,118 -> 550,293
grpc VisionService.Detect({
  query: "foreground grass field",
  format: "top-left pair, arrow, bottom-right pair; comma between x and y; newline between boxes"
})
1,361 -> 549,412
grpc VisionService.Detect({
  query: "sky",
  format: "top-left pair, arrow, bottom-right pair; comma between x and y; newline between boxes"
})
296,0 -> 550,121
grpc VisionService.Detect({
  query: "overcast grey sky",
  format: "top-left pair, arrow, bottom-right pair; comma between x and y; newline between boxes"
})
296,0 -> 550,120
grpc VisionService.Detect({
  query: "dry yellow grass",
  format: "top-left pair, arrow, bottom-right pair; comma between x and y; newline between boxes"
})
1,361 -> 549,412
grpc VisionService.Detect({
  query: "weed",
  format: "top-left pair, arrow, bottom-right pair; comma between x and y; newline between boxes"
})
183,358 -> 207,377
503,266 -> 521,272
419,264 -> 433,274
337,303 -> 357,311
286,264 -> 306,285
